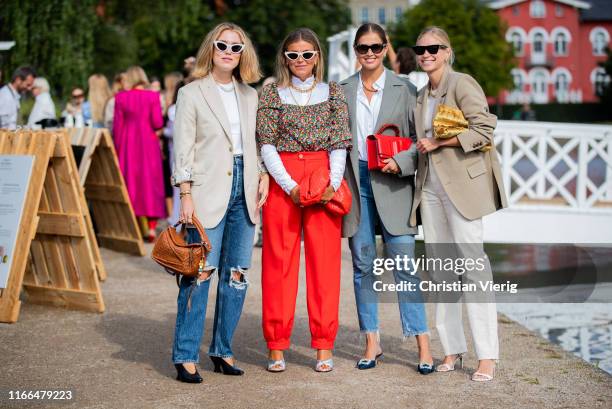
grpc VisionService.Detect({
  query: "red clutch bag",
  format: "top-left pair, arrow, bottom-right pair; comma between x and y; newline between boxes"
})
367,124 -> 413,170
299,168 -> 352,216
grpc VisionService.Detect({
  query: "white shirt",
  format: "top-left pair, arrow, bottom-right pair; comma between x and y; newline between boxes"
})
356,70 -> 386,161
0,84 -> 21,130
27,92 -> 56,128
216,81 -> 243,155
277,75 -> 329,105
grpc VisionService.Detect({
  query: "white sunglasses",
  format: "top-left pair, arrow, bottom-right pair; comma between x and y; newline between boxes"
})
284,50 -> 318,61
214,40 -> 245,54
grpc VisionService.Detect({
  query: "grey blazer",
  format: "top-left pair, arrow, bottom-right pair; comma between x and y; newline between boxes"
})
339,69 -> 418,238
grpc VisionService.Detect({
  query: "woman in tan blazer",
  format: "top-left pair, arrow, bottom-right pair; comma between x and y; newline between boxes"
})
170,22 -> 269,383
410,26 -> 507,382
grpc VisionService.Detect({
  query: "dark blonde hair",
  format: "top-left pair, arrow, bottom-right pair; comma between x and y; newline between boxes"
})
192,22 -> 262,84
275,28 -> 325,87
417,26 -> 455,66
125,66 -> 150,89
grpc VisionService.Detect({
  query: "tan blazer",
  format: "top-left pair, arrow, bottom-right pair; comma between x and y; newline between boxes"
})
410,68 -> 508,226
172,75 -> 261,228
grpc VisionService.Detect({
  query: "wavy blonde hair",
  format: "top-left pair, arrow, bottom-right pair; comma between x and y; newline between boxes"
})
125,66 -> 150,89
192,22 -> 262,84
87,74 -> 112,123
417,26 -> 455,66
275,28 -> 325,88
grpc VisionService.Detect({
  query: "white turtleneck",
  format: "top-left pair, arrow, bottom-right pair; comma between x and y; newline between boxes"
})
261,75 -> 347,195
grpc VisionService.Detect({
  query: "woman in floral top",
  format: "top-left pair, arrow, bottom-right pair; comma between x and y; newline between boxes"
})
256,28 -> 351,373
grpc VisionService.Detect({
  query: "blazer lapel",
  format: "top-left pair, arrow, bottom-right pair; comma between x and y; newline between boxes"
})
340,73 -> 360,165
198,75 -> 232,142
374,70 -> 400,132
415,88 -> 426,140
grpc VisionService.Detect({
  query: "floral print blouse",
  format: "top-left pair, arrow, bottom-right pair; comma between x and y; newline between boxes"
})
256,81 -> 352,152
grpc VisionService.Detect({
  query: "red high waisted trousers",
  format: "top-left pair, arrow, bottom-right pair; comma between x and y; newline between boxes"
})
262,151 -> 342,350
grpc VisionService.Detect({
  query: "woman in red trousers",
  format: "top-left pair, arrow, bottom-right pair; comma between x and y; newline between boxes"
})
256,28 -> 352,373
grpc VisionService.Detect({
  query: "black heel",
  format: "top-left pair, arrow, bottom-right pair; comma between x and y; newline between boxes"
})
210,356 -> 244,376
174,363 -> 203,383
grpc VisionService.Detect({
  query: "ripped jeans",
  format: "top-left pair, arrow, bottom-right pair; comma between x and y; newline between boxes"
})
172,156 -> 255,363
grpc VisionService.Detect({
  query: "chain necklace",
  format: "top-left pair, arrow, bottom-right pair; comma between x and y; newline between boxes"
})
361,80 -> 379,93
289,79 -> 318,93
288,86 -> 314,108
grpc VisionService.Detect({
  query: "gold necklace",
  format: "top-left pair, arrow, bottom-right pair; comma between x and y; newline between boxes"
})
361,80 -> 378,93
290,79 -> 317,93
288,86 -> 313,108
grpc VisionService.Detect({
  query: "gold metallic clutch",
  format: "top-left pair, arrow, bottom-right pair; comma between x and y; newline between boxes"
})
433,104 -> 490,152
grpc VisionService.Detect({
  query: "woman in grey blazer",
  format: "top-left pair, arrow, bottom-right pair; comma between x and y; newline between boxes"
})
340,23 -> 434,374
412,26 -> 507,382
170,22 -> 269,383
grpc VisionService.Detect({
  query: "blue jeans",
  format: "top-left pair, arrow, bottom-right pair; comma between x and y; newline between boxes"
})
348,160 -> 428,337
172,156 -> 255,363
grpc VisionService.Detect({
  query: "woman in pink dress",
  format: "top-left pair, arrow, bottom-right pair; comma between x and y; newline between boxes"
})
113,65 -> 166,241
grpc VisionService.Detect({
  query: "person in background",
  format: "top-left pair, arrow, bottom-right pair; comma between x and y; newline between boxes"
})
183,56 -> 196,83
84,74 -> 112,128
161,72 -> 184,218
113,65 -> 166,242
512,102 -> 536,121
62,87 -> 89,127
27,77 -> 56,128
0,66 -> 36,130
162,72 -> 183,115
104,72 -> 127,131
162,80 -> 185,225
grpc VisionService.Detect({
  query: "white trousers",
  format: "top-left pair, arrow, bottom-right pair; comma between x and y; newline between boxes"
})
420,163 -> 499,360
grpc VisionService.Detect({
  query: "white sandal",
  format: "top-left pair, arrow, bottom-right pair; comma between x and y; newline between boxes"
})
436,354 -> 464,372
315,358 -> 334,373
267,359 -> 286,373
472,368 -> 495,382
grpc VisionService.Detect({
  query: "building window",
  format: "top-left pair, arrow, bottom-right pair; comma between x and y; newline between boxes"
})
378,7 -> 386,24
593,68 -> 610,97
513,5 -> 519,16
533,71 -> 547,94
395,7 -> 402,21
533,32 -> 545,53
361,7 -> 369,23
555,4 -> 563,17
590,28 -> 610,55
554,32 -> 568,55
554,72 -> 569,101
511,32 -> 523,55
512,70 -> 524,91
530,0 -> 546,18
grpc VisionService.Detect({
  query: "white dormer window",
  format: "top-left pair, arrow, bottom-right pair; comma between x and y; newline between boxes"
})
590,28 -> 610,56
530,0 -> 546,18
554,32 -> 568,55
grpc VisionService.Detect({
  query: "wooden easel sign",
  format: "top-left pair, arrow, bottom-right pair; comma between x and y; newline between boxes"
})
0,155 -> 34,289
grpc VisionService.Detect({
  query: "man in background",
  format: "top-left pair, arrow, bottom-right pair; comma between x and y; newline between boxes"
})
0,65 -> 36,129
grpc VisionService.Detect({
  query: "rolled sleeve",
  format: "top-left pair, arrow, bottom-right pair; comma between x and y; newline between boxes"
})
171,88 -> 196,186
454,75 -> 497,154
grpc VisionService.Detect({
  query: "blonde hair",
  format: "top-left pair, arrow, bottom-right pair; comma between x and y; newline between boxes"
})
275,28 -> 325,87
125,66 -> 150,89
417,26 -> 455,66
87,74 -> 112,123
192,23 -> 262,84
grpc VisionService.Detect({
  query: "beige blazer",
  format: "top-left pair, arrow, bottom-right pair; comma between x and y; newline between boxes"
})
410,68 -> 508,226
172,75 -> 261,228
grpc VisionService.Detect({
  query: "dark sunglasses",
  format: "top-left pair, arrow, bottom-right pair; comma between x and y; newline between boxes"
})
284,50 -> 318,61
354,43 -> 386,55
411,44 -> 448,55
214,40 -> 245,54
72,93 -> 84,98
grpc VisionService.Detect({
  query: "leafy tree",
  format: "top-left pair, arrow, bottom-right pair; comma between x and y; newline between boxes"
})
390,0 -> 514,96
0,0 -> 97,97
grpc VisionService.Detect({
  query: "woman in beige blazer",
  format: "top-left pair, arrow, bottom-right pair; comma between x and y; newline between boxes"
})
170,22 -> 269,383
410,26 -> 507,382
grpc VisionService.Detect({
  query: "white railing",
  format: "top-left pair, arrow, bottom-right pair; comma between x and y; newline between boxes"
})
494,120 -> 612,213
327,28 -> 358,83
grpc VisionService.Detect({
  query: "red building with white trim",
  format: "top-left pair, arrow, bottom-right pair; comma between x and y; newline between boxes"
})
487,0 -> 612,104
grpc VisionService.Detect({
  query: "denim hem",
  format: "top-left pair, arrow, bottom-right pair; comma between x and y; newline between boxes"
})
208,353 -> 234,359
402,330 -> 430,340
173,359 -> 200,364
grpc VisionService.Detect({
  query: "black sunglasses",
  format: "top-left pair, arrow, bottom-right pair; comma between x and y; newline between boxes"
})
354,43 -> 387,55
411,44 -> 448,55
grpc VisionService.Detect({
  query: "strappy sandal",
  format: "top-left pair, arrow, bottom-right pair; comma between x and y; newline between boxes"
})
267,359 -> 286,373
315,358 -> 334,373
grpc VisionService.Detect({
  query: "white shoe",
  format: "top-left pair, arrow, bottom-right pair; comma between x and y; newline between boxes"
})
436,354 -> 464,372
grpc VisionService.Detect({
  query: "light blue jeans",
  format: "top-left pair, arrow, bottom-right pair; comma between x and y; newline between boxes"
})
348,160 -> 428,337
172,156 -> 255,363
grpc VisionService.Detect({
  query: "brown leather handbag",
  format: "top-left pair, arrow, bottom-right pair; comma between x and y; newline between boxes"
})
151,215 -> 212,278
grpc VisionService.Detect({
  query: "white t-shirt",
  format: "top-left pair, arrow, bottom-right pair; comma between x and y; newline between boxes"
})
356,70 -> 386,161
216,81 -> 243,155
